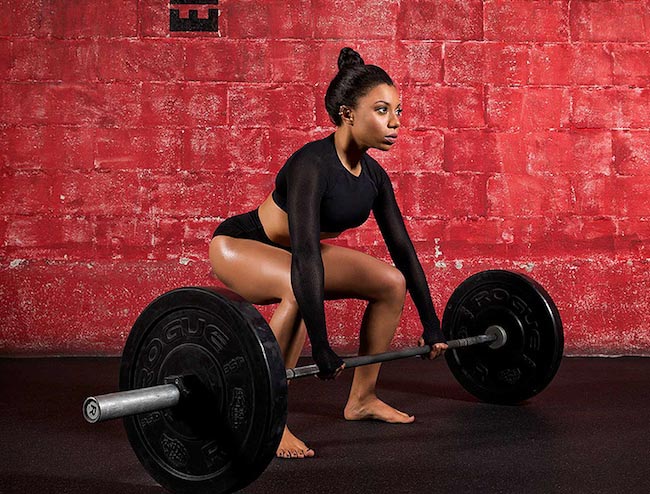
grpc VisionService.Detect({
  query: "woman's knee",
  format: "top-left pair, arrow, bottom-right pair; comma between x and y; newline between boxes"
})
380,267 -> 407,305
271,287 -> 300,320
278,292 -> 299,312
270,294 -> 301,337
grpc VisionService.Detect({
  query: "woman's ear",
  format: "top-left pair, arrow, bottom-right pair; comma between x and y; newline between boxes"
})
338,105 -> 354,125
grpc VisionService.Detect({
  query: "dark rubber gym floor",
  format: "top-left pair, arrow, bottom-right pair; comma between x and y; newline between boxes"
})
1,356 -> 649,494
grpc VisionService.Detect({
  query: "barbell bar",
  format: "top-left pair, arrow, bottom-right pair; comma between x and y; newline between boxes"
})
83,326 -> 507,424
285,326 -> 507,379
82,269 -> 564,494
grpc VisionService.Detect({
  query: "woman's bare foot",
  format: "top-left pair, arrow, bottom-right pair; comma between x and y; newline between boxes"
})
276,426 -> 315,459
343,395 -> 415,423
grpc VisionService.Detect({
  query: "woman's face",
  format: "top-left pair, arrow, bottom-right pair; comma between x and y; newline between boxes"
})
347,83 -> 402,151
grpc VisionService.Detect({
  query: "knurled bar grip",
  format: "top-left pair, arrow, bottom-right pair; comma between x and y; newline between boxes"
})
83,333 -> 497,424
83,384 -> 181,424
285,333 -> 497,379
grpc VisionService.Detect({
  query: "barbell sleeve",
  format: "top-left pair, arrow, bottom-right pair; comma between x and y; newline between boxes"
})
285,333 -> 499,380
83,384 -> 181,423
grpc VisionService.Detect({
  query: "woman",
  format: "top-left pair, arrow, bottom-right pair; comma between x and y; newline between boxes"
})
209,48 -> 448,459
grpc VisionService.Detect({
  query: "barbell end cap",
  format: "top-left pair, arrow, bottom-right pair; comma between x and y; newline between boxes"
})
486,325 -> 508,350
83,397 -> 101,424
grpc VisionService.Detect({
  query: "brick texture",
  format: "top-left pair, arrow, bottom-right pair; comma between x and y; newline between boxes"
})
485,0 -> 569,42
1,0 -> 649,357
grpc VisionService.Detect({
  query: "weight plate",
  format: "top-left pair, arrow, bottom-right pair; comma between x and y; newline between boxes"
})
442,270 -> 564,404
119,287 -> 287,494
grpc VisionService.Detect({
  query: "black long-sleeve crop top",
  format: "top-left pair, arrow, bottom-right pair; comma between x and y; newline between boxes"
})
272,134 -> 445,372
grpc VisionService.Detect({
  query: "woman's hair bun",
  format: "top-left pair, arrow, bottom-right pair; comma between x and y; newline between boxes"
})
325,47 -> 393,126
337,47 -> 365,71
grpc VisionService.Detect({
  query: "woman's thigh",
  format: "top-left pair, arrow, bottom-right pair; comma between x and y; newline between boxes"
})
210,237 -> 404,305
209,235 -> 293,305
321,243 -> 405,302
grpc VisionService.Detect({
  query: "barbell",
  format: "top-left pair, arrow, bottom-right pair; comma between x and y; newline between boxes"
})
82,269 -> 564,494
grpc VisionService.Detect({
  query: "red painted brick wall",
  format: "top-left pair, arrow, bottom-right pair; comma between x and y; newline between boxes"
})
2,0 -> 649,356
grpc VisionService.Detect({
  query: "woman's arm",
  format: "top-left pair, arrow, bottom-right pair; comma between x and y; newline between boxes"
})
372,167 -> 446,345
286,157 -> 345,377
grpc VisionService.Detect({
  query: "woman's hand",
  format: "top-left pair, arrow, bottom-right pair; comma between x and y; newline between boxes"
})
417,338 -> 448,360
312,345 -> 345,380
318,362 -> 345,380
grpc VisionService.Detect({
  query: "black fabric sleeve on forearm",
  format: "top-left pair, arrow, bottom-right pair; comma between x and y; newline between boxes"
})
285,156 -> 344,376
372,168 -> 446,344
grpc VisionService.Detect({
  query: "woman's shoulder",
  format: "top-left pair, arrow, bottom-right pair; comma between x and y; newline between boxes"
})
282,135 -> 338,175
295,134 -> 335,158
283,134 -> 331,165
276,135 -> 335,190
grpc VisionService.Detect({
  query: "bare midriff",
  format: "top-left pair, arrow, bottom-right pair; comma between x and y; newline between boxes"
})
257,193 -> 341,248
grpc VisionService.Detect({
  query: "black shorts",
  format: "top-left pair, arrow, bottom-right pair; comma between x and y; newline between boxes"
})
212,209 -> 291,252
